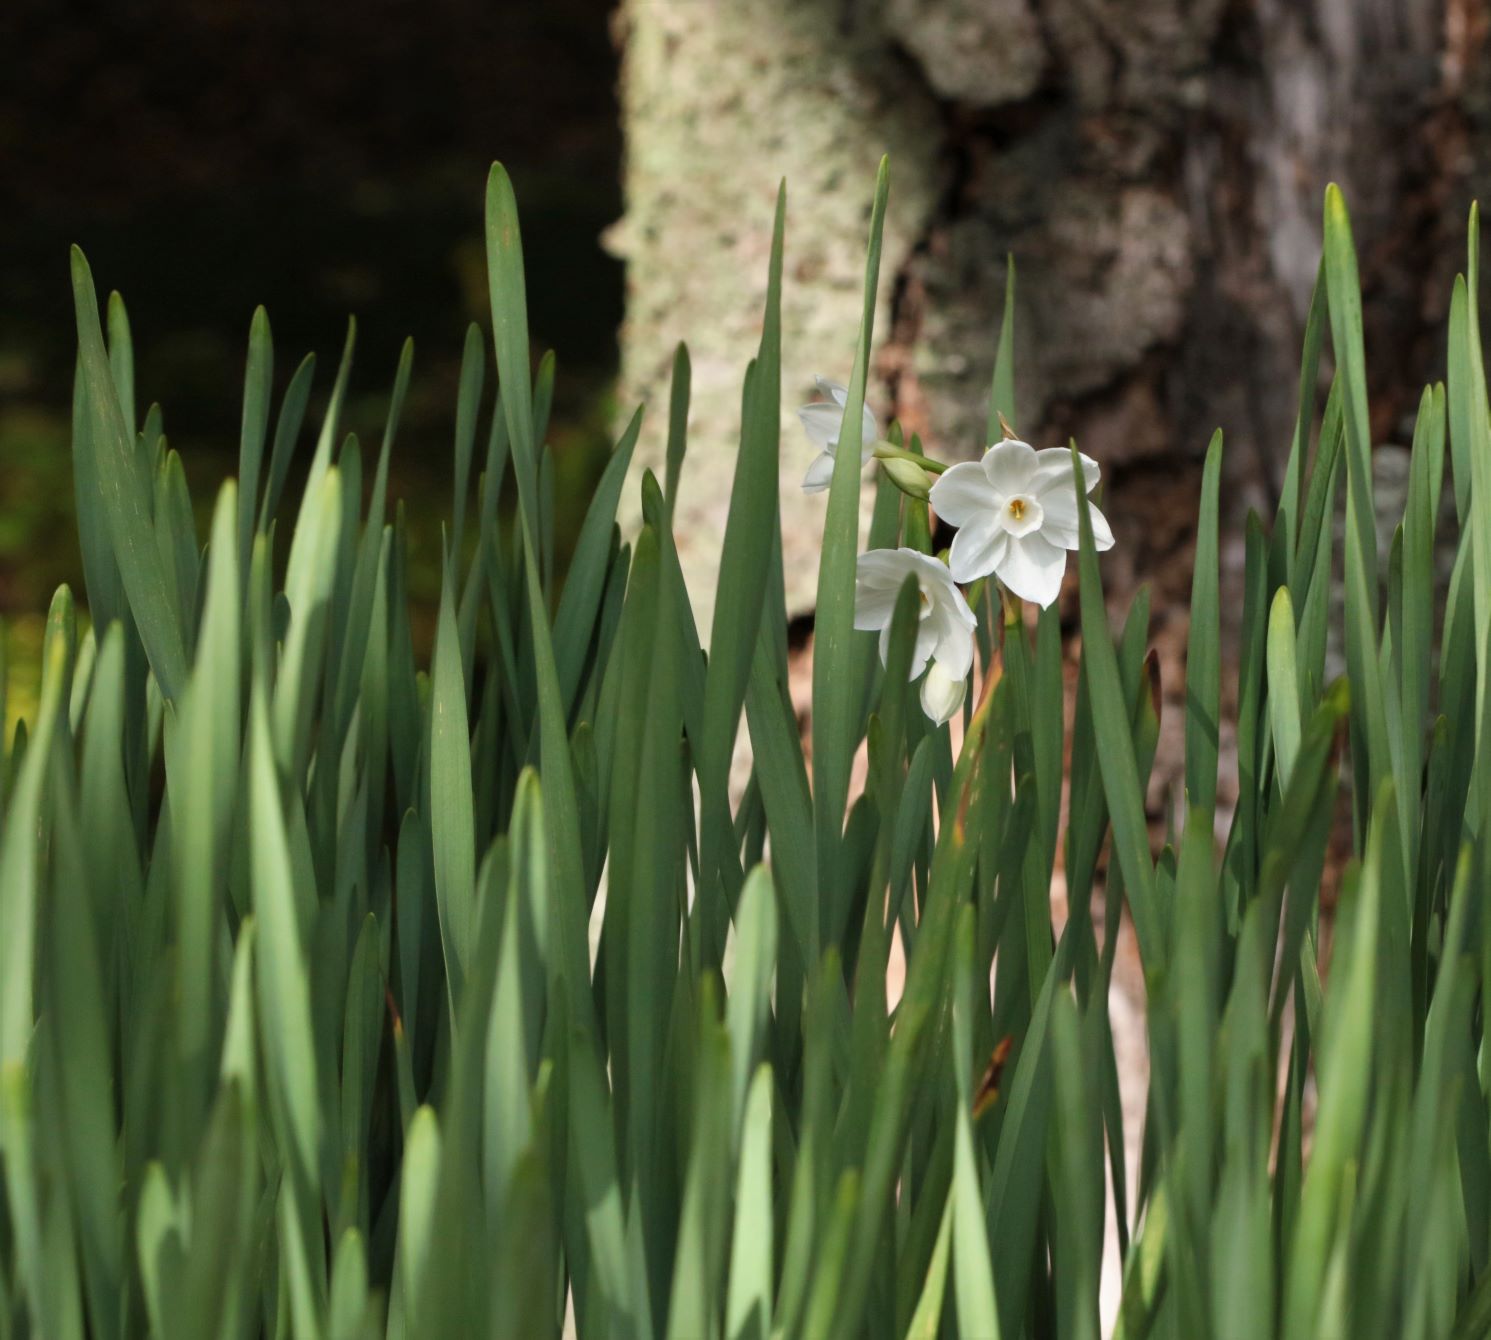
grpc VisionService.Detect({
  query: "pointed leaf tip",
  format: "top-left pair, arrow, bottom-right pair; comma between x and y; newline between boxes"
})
69,245 -> 94,296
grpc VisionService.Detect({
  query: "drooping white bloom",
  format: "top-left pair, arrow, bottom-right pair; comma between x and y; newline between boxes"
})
798,376 -> 879,493
854,548 -> 976,724
918,658 -> 967,725
928,439 -> 1114,607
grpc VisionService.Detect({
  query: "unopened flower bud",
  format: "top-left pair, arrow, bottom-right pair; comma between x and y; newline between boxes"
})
920,659 -> 967,724
881,455 -> 932,502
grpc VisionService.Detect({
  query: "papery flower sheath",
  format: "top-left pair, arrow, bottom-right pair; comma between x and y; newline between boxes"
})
928,439 -> 1114,607
853,547 -> 976,724
798,376 -> 879,493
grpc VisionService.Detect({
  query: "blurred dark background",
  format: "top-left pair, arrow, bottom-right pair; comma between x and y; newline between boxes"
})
0,0 -> 623,625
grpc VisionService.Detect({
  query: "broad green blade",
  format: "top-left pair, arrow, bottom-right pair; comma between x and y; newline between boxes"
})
451,322 -> 485,564
1186,430 -> 1223,816
429,547 -> 475,1005
1267,588 -> 1303,790
259,351 -> 317,532
1323,185 -> 1392,830
725,1065 -> 774,1340
0,618 -> 68,1067
813,157 -> 890,919
951,908 -> 1001,1339
986,256 -> 1016,439
725,866 -> 778,1133
106,290 -> 137,432
1282,783 -> 1391,1340
552,405 -> 643,715
699,185 -> 785,955
248,681 -> 322,1202
237,306 -> 274,576
168,482 -> 241,1141
394,1107 -> 443,1327
484,162 -> 592,1029
1072,447 -> 1159,963
70,249 -> 188,700
665,342 -> 691,519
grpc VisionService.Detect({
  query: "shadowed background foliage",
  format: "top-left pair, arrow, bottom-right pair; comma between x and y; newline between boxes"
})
0,0 -> 624,624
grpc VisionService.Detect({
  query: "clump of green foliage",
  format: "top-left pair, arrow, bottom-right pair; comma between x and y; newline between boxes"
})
0,158 -> 1487,1339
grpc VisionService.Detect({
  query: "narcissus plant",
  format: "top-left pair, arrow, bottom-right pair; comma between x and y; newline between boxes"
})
1,157 -> 1487,1340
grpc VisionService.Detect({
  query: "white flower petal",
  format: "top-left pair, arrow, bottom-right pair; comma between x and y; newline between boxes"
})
920,659 -> 967,725
855,560 -> 915,628
910,620 -> 938,678
981,439 -> 1038,492
928,460 -> 997,527
855,548 -> 973,684
855,550 -> 919,628
947,518 -> 1008,584
1029,447 -> 1101,496
855,586 -> 902,632
1037,486 -> 1115,550
800,379 -> 879,459
946,577 -> 979,630
802,451 -> 836,493
932,604 -> 976,678
879,617 -> 938,678
818,376 -> 848,406
1085,500 -> 1116,551
798,402 -> 844,450
855,548 -> 916,590
996,532 -> 1067,608
901,548 -> 958,592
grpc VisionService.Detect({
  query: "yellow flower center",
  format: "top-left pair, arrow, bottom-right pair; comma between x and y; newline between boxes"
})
1007,497 -> 1026,522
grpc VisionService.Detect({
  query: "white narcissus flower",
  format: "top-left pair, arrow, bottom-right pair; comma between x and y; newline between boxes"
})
928,439 -> 1115,608
798,376 -> 879,494
853,548 -> 977,724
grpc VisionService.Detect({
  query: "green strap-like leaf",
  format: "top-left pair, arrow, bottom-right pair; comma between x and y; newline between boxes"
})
451,323 -> 485,563
1073,447 -> 1159,964
813,157 -> 891,922
986,256 -> 1016,440
664,342 -> 691,521
430,548 -> 476,1006
1186,431 -> 1223,816
237,307 -> 274,578
70,249 -> 188,700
